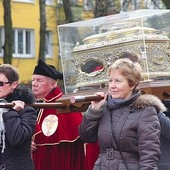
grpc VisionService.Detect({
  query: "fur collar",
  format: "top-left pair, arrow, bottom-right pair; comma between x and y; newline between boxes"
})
133,94 -> 167,113
5,85 -> 35,104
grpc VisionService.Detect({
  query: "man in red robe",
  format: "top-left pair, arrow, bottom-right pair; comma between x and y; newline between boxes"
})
31,60 -> 85,170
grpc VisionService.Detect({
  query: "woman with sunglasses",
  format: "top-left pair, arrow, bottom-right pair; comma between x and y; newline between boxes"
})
0,64 -> 36,170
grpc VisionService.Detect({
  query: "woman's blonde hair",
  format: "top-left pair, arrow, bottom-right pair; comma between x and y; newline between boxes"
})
107,58 -> 142,87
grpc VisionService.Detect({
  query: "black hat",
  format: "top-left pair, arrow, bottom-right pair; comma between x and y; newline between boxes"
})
33,60 -> 63,80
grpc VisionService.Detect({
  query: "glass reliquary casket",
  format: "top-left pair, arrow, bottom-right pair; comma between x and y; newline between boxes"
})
58,9 -> 170,98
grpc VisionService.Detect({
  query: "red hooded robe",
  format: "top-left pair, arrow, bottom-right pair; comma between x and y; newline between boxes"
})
85,142 -> 99,170
32,87 -> 85,170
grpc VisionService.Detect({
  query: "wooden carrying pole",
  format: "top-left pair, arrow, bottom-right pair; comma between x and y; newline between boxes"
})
70,95 -> 104,103
1,80 -> 169,112
0,102 -> 66,109
0,95 -> 104,113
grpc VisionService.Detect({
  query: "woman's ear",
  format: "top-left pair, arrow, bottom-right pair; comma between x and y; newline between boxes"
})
11,81 -> 18,90
130,84 -> 136,90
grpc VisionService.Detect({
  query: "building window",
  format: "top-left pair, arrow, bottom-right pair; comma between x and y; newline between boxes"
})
46,0 -> 53,6
0,28 -> 4,56
13,0 -> 35,4
13,29 -> 34,58
45,31 -> 53,58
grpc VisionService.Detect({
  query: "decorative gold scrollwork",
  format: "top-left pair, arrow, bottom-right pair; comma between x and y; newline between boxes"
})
152,55 -> 164,65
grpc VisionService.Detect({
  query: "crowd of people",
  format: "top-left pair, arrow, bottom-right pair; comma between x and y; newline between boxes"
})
0,57 -> 170,170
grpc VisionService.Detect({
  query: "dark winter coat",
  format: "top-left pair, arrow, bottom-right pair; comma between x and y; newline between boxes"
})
79,93 -> 166,170
0,86 -> 36,170
158,111 -> 170,170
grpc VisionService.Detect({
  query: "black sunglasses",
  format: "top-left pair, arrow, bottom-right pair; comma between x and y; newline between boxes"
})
0,81 -> 12,86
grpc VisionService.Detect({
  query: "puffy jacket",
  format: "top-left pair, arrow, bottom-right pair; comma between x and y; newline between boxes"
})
0,86 -> 36,170
158,111 -> 170,170
79,93 -> 166,170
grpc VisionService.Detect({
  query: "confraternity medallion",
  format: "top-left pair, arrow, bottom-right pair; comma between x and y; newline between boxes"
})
42,115 -> 58,136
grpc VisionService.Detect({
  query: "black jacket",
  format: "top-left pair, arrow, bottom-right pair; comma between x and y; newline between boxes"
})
0,86 -> 36,170
158,112 -> 170,170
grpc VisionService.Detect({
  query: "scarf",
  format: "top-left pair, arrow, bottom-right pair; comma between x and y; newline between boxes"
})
107,90 -> 141,110
0,99 -> 10,153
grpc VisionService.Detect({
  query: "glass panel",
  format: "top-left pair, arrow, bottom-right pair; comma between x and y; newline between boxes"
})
45,32 -> 50,55
46,0 -> 53,5
18,30 -> 23,54
26,31 -> 31,54
0,29 -> 2,54
58,9 -> 170,93
13,0 -> 35,3
12,30 -> 15,53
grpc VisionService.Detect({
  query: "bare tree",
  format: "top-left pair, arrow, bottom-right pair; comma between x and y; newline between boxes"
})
2,0 -> 13,64
62,0 -> 74,23
162,0 -> 170,9
94,0 -> 115,18
38,0 -> 46,61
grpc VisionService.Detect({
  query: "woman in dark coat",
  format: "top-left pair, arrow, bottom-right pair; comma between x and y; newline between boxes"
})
158,104 -> 170,170
0,64 -> 36,170
79,58 -> 163,169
